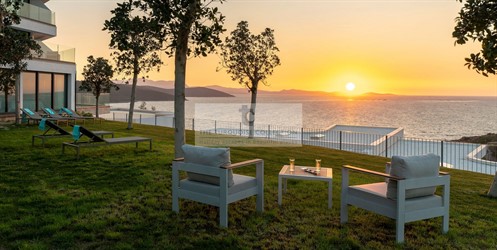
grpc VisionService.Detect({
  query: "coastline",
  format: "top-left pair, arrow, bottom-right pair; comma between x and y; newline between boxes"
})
454,133 -> 497,144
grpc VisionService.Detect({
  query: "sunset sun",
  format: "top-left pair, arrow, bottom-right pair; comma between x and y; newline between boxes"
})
345,82 -> 356,92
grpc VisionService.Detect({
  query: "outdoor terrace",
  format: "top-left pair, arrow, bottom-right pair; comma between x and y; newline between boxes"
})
0,121 -> 496,248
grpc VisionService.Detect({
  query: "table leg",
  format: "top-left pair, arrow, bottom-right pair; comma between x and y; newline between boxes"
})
278,176 -> 282,206
328,179 -> 333,209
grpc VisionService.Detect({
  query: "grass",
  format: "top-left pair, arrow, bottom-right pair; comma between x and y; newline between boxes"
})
0,121 -> 496,249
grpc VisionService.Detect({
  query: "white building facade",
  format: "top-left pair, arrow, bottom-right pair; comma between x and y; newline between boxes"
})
0,0 -> 76,116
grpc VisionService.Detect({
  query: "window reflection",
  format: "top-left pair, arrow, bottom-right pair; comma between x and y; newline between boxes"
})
2,72 -> 67,113
53,74 -> 66,109
22,72 -> 36,111
38,73 -> 51,109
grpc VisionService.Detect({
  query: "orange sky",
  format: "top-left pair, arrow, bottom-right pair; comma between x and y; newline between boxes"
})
46,0 -> 496,96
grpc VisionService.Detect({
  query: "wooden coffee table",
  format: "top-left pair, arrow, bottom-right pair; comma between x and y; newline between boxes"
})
278,165 -> 333,208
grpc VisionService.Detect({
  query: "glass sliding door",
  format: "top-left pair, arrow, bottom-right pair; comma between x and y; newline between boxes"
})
22,72 -> 36,110
37,73 -> 52,110
1,92 -> 16,113
53,74 -> 66,110
20,71 -> 68,113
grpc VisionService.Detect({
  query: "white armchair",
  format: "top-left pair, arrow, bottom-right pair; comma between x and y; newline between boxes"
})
172,145 -> 264,227
340,154 -> 450,243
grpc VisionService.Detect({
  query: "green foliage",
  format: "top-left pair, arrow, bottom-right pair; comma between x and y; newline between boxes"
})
453,0 -> 497,76
0,29 -> 42,92
220,21 -> 281,92
80,56 -> 117,118
0,1 -> 42,112
0,122 -> 497,248
80,56 -> 117,98
77,110 -> 94,118
104,0 -> 164,129
219,21 -> 280,138
143,0 -> 226,58
103,0 -> 163,80
0,0 -> 22,29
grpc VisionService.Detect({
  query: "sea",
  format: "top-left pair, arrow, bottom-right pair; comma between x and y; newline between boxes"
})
109,94 -> 497,141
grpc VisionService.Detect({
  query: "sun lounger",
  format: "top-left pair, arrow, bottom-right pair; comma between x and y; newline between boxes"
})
60,107 -> 98,124
21,108 -> 54,124
42,107 -> 75,125
32,119 -> 114,147
62,125 -> 152,159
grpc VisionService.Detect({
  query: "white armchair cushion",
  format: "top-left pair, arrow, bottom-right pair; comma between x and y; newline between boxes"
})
182,144 -> 234,187
386,154 -> 440,199
180,174 -> 257,197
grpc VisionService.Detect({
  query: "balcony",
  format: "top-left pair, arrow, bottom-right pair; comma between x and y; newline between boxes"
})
36,41 -> 75,63
17,2 -> 55,25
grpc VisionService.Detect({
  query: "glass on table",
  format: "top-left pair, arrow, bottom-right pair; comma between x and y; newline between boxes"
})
315,159 -> 321,173
289,158 -> 295,172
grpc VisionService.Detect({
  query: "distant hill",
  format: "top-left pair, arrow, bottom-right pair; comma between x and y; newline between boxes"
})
110,84 -> 234,103
277,89 -> 339,96
110,85 -> 174,103
204,85 -> 274,95
102,80 -> 398,102
113,79 -> 178,89
204,85 -> 397,99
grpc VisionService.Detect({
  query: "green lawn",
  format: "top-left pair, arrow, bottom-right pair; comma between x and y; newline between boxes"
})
0,121 -> 496,249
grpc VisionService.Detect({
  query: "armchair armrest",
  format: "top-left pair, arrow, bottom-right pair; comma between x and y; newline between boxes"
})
223,159 -> 264,170
342,165 -> 404,181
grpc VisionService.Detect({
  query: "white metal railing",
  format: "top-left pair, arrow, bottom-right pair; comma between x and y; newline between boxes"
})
105,113 -> 497,175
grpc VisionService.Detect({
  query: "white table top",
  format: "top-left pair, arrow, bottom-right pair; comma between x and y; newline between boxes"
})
279,165 -> 333,180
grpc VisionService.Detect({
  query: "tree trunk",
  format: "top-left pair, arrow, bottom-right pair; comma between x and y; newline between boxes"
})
95,95 -> 100,118
174,41 -> 188,158
128,70 -> 139,130
173,1 -> 198,158
248,82 -> 258,139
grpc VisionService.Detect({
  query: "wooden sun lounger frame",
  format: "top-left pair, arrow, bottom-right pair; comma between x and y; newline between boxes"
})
32,120 -> 114,147
60,107 -> 100,125
42,107 -> 75,126
62,126 -> 152,159
21,108 -> 56,125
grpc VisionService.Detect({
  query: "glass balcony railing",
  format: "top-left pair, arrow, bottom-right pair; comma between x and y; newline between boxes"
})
36,41 -> 75,63
16,2 -> 55,25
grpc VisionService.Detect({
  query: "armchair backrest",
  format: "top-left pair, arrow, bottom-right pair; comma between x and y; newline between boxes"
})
182,144 -> 233,187
386,154 -> 441,199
